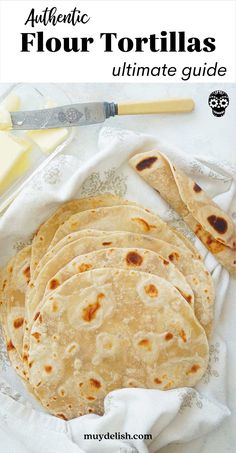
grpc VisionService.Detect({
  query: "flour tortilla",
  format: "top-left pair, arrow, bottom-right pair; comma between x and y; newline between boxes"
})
6,246 -> 31,360
33,229 -> 104,280
31,194 -> 136,276
129,151 -> 236,276
28,268 -> 209,420
42,247 -> 194,308
23,230 -> 213,370
50,205 -> 199,258
0,258 -> 27,380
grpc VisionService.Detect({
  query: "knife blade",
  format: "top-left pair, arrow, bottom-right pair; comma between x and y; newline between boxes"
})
10,102 -> 117,130
9,99 -> 194,130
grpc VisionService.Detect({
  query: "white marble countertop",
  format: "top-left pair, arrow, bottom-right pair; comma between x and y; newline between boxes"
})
0,83 -> 235,167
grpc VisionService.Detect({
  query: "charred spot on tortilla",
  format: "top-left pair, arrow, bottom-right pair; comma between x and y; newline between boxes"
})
165,332 -> 173,341
138,338 -> 152,351
82,295 -> 103,322
13,317 -> 24,329
49,278 -> 60,290
126,251 -> 143,266
89,378 -> 101,389
78,263 -> 92,273
136,156 -> 158,171
154,377 -> 162,384
193,182 -> 202,193
23,265 -> 31,282
207,215 -> 228,234
7,340 -> 15,351
144,284 -> 158,297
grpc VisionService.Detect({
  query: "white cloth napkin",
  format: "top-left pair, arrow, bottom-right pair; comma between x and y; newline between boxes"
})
0,127 -> 235,453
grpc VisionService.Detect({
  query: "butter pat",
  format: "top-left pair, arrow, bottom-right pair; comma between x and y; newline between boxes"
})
27,128 -> 69,154
0,108 -> 12,131
0,131 -> 32,193
0,93 -> 21,112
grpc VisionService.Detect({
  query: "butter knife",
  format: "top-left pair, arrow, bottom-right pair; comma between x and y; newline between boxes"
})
10,99 -> 194,130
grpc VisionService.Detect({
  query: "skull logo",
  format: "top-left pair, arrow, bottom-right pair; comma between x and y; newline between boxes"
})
208,90 -> 229,117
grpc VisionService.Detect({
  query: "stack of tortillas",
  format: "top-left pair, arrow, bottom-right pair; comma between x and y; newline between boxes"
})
0,193 -> 215,420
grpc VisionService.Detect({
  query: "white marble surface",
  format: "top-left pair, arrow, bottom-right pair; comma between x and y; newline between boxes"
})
0,83 -> 235,167
63,83 -> 236,166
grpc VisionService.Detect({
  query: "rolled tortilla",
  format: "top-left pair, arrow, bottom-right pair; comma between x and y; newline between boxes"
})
129,151 -> 236,276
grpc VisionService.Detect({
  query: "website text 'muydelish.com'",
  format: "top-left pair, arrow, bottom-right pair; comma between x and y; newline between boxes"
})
84,431 -> 152,442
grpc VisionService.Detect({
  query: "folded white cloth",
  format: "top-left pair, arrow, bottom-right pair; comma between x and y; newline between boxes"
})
0,127 -> 235,453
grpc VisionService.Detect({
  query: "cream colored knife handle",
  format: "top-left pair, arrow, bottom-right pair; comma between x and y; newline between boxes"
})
117,98 -> 194,115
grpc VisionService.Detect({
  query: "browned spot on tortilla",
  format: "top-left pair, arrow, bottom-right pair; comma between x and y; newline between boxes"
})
195,224 -> 225,253
23,353 -> 28,361
90,378 -> 101,389
144,284 -> 158,297
154,377 -> 162,384
57,413 -> 68,421
187,364 -> 200,375
234,260 -> 236,264
45,365 -> 53,373
207,215 -> 228,235
176,288 -> 192,304
29,361 -> 34,369
2,280 -> 7,291
136,156 -> 157,171
78,263 -> 92,273
36,381 -> 42,387
8,266 -> 13,273
168,252 -> 179,262
132,217 -> 152,232
179,329 -> 187,343
52,301 -> 59,313
126,251 -> 143,266
7,340 -> 15,351
164,381 -> 173,390
162,258 -> 169,265
82,294 -> 103,322
138,338 -> 152,351
23,265 -> 31,283
87,396 -> 95,401
79,382 -> 83,387
71,222 -> 78,230
102,241 -> 112,246
193,182 -> 202,193
13,317 -> 24,329
165,332 -> 173,341
39,236 -> 43,242
49,278 -> 60,290
34,312 -> 40,322
31,332 -> 41,342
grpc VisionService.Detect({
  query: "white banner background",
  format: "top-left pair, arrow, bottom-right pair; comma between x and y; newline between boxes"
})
0,0 -> 235,82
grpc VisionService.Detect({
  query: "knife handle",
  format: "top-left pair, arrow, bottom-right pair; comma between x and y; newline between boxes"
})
117,99 -> 194,115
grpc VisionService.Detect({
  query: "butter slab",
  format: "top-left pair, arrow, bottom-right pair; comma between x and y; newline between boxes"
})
0,131 -> 32,193
27,128 -> 69,154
